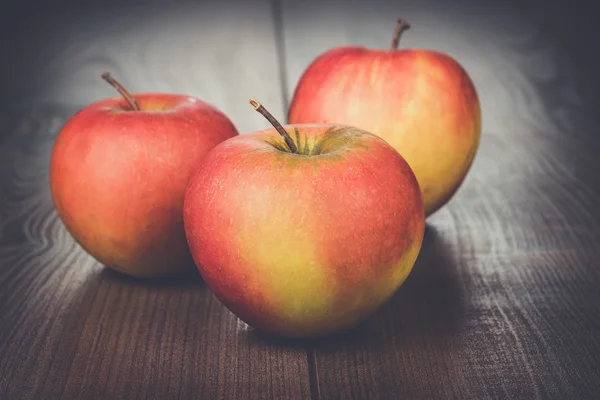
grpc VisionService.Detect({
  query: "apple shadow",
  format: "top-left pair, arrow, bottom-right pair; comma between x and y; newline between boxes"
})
98,264 -> 205,288
244,223 -> 467,351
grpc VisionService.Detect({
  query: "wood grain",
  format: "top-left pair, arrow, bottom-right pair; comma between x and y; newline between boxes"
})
280,0 -> 600,398
1,0 -> 600,398
0,1 -> 312,398
0,0 -> 287,134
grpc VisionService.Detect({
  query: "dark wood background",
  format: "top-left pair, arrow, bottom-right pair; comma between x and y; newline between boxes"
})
1,0 -> 599,398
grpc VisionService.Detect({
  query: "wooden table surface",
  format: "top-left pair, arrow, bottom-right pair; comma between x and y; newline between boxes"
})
1,0 -> 599,398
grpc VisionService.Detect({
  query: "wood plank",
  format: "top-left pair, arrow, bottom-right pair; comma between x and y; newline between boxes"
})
280,0 -> 600,398
0,1 -> 311,398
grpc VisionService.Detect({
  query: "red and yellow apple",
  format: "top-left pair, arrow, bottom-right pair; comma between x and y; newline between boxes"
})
183,99 -> 425,338
49,73 -> 239,278
288,19 -> 481,217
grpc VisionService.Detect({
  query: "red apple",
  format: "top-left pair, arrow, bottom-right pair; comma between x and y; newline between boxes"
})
183,99 -> 425,338
49,73 -> 239,278
288,19 -> 482,217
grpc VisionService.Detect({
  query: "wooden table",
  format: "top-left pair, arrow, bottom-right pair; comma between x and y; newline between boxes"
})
1,0 -> 599,398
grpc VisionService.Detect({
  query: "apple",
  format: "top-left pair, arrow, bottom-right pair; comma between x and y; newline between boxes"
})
49,72 -> 239,278
288,19 -> 482,217
183,99 -> 425,338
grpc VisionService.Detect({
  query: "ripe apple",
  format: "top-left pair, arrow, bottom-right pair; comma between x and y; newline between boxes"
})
183,99 -> 425,338
288,19 -> 482,217
49,72 -> 239,278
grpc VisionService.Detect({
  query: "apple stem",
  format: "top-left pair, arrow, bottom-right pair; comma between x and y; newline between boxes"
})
391,19 -> 411,50
249,99 -> 298,154
101,72 -> 140,111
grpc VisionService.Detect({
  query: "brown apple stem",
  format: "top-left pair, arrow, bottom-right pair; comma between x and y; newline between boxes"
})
391,19 -> 411,50
101,72 -> 140,111
249,99 -> 298,154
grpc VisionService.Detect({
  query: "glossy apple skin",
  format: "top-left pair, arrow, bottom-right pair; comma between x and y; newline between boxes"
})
49,93 -> 238,278
183,124 -> 425,337
288,47 -> 481,217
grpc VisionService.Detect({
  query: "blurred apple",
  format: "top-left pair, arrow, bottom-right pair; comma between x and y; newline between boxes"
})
50,73 -> 239,278
183,99 -> 425,338
288,19 -> 481,217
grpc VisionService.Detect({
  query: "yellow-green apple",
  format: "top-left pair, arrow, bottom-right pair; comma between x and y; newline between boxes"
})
183,99 -> 425,338
288,19 -> 481,217
49,72 -> 239,278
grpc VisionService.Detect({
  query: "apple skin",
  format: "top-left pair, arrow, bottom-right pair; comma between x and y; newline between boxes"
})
49,93 -> 239,278
183,124 -> 425,338
288,47 -> 481,217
